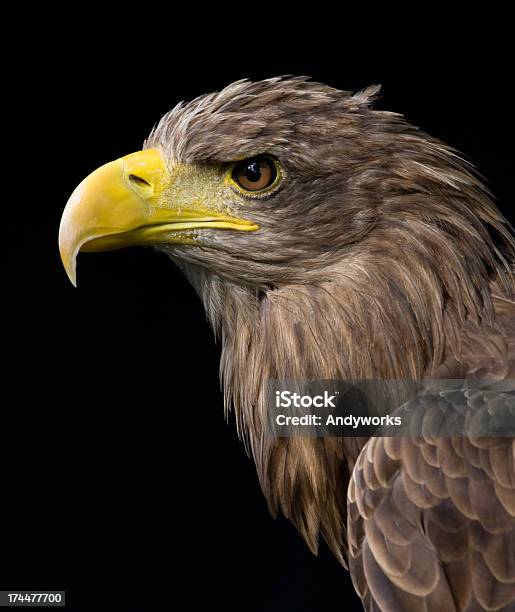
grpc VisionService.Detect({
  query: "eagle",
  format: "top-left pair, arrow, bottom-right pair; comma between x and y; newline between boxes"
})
59,77 -> 515,611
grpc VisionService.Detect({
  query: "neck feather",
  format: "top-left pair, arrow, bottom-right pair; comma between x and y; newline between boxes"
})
169,196 -> 515,562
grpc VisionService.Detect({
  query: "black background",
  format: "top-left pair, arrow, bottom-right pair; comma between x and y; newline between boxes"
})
4,19 -> 513,612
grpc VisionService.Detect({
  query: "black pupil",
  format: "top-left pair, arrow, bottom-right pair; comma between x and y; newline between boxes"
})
245,161 -> 262,182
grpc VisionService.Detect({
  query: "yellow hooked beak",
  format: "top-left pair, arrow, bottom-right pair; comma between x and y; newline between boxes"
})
59,149 -> 259,286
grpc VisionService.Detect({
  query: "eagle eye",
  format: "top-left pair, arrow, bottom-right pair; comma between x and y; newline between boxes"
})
232,157 -> 279,193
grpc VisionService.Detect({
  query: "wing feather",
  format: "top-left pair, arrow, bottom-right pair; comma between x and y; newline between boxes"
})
348,389 -> 515,611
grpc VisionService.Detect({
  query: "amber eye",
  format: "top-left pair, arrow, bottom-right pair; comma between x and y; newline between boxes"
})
232,157 -> 278,192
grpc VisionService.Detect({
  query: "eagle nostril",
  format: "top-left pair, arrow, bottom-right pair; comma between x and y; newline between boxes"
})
128,174 -> 151,187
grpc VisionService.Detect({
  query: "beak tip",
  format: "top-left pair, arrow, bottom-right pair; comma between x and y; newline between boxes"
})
63,263 -> 78,287
59,244 -> 78,287
59,222 -> 78,287
63,257 -> 78,287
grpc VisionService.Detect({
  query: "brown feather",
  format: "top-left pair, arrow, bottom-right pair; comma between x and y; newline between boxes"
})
143,78 -> 515,610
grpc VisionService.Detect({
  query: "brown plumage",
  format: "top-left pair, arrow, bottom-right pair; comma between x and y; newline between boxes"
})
62,77 -> 515,610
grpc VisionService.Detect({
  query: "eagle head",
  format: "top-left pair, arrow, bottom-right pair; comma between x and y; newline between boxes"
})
60,78 -> 390,289
59,77 -> 512,290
